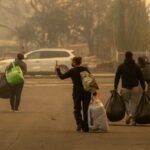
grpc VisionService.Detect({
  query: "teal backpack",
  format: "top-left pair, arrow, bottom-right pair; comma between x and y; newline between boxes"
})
6,63 -> 24,85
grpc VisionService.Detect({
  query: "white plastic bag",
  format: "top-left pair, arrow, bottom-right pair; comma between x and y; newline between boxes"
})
88,97 -> 109,132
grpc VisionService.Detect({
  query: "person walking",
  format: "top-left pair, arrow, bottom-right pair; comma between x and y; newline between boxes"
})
56,57 -> 91,132
7,53 -> 27,112
114,51 -> 145,125
138,56 -> 150,97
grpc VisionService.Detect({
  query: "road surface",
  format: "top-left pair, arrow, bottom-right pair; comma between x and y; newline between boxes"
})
0,77 -> 149,150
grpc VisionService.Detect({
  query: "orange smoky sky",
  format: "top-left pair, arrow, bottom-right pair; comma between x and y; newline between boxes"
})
146,0 -> 150,4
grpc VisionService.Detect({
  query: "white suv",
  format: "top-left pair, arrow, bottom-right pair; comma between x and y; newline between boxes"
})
0,48 -> 75,75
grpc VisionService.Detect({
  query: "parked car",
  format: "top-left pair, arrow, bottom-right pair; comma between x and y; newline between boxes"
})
0,48 -> 75,75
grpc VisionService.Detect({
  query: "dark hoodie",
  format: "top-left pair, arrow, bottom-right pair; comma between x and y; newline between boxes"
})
114,58 -> 145,90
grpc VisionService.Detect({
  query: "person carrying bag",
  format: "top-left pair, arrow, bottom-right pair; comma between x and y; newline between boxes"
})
5,53 -> 27,112
114,51 -> 145,125
56,57 -> 92,132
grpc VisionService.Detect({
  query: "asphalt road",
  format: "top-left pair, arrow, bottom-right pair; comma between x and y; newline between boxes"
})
0,78 -> 149,150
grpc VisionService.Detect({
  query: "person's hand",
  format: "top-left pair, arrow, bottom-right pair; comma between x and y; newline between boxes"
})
55,60 -> 59,69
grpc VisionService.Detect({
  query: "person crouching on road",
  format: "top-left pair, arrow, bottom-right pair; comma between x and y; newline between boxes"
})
6,53 -> 27,112
114,51 -> 145,125
56,57 -> 91,132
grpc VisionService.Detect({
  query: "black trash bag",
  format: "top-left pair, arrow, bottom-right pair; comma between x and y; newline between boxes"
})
0,74 -> 11,99
105,90 -> 126,122
135,93 -> 150,124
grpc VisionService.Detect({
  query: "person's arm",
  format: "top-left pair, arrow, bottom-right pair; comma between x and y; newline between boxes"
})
55,61 -> 72,79
85,67 -> 91,74
138,67 -> 145,91
114,65 -> 121,90
56,68 -> 71,80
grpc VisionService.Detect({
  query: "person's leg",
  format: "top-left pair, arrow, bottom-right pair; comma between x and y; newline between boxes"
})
120,88 -> 131,115
121,88 -> 133,124
72,92 -> 83,131
14,83 -> 24,111
10,86 -> 16,110
130,87 -> 142,124
82,92 -> 91,132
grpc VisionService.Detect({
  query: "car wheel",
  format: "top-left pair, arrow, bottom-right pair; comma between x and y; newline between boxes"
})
59,65 -> 69,74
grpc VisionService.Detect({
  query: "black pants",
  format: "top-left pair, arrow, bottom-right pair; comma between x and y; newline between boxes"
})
10,83 -> 24,110
73,90 -> 91,131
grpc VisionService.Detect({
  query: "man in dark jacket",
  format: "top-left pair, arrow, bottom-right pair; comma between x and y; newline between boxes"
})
7,53 -> 27,112
114,51 -> 145,125
56,57 -> 91,132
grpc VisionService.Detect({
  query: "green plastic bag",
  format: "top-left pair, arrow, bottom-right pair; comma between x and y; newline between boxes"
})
6,63 -> 24,85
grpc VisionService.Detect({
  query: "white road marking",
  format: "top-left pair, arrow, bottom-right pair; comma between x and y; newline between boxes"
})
25,83 -> 113,87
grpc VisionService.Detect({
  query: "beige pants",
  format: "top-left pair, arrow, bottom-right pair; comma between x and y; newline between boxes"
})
121,87 -> 142,118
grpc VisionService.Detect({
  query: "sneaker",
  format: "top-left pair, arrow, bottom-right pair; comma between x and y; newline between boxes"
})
82,127 -> 89,133
13,109 -> 20,112
10,109 -> 14,112
81,123 -> 89,132
76,125 -> 82,131
125,115 -> 132,125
